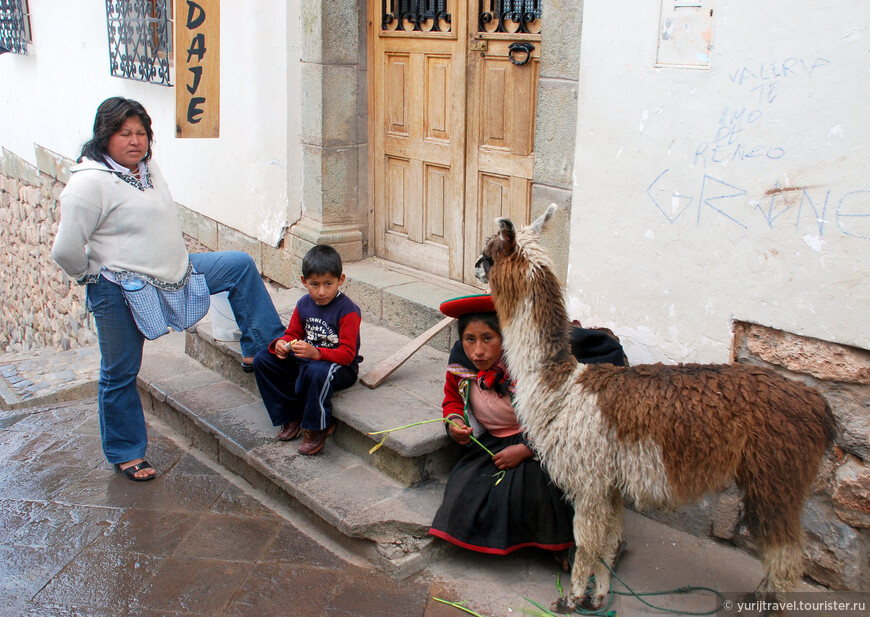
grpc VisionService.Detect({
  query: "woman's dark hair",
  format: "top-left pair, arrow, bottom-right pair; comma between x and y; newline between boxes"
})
302,244 -> 343,279
457,312 -> 501,338
78,97 -> 154,163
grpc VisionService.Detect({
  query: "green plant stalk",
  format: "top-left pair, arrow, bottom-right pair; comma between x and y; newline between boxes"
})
522,596 -> 565,617
368,417 -> 496,456
368,417 -> 505,484
432,596 -> 486,617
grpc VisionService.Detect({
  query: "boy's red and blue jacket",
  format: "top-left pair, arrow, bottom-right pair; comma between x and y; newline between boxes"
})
269,292 -> 363,373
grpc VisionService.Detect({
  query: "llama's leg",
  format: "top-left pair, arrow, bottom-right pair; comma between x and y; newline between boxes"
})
605,491 -> 624,568
741,474 -> 805,596
557,497 -> 615,612
761,542 -> 803,593
586,492 -> 624,609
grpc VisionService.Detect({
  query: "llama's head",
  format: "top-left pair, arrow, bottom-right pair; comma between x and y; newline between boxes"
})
475,204 -> 564,326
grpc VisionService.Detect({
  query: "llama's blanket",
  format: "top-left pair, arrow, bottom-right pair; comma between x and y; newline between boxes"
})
569,327 -> 626,366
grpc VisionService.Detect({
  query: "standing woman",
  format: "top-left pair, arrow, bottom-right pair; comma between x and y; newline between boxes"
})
52,97 -> 285,481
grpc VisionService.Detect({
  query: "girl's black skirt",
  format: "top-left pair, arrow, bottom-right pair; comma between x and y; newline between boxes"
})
429,432 -> 575,555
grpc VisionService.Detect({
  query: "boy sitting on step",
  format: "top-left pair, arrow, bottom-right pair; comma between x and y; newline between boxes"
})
253,245 -> 363,455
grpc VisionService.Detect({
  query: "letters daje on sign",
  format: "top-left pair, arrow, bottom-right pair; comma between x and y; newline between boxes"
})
176,0 -> 220,138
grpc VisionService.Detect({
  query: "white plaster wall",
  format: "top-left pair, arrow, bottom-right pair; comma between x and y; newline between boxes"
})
0,0 -> 302,246
569,1 -> 870,364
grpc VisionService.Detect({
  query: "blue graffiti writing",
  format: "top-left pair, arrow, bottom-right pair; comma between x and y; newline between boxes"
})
728,57 -> 831,87
697,175 -> 749,227
647,170 -> 870,242
647,169 -> 693,223
695,106 -> 785,168
750,81 -> 778,105
837,190 -> 870,240
755,182 -> 793,228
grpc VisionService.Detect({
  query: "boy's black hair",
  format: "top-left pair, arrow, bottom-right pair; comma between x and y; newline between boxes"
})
302,244 -> 343,279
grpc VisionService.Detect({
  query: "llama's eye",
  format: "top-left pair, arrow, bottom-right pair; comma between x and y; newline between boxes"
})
476,254 -> 494,271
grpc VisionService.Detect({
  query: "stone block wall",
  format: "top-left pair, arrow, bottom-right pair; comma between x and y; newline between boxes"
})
0,149 -> 95,353
733,323 -> 869,591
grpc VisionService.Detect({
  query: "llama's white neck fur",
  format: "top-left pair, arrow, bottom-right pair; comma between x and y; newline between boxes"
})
495,234 -> 588,441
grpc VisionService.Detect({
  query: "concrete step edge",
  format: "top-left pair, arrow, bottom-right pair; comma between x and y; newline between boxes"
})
186,313 -> 460,464
137,335 -> 448,576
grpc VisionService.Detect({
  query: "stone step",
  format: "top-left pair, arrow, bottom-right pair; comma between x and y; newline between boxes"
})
138,332 -> 455,577
185,285 -> 462,487
139,260 -> 483,575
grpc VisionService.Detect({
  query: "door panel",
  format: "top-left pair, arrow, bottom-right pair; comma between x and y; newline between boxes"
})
371,1 -> 542,285
464,11 -> 541,285
386,55 -> 409,135
373,4 -> 466,279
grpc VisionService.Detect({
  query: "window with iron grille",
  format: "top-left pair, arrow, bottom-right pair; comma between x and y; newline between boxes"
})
105,0 -> 173,86
0,0 -> 31,54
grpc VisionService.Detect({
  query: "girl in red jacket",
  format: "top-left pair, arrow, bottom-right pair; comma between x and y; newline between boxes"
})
429,295 -> 574,567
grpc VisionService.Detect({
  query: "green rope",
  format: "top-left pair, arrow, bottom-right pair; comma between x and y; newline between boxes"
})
525,557 -> 727,617
602,556 -> 726,616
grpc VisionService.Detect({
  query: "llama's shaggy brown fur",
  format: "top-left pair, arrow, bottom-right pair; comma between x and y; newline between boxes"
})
476,205 -> 836,611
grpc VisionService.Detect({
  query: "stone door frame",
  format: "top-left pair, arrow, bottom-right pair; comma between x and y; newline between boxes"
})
286,0 -> 582,283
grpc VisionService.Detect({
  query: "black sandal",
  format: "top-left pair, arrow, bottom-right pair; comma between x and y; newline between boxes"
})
115,460 -> 156,482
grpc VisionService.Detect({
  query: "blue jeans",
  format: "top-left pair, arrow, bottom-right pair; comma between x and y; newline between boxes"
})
188,251 -> 284,358
88,251 -> 284,464
253,350 -> 357,431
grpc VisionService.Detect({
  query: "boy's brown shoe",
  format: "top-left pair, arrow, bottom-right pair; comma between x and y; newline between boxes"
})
297,423 -> 336,455
277,420 -> 301,441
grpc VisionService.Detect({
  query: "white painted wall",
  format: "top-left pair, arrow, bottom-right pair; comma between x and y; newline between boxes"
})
569,1 -> 870,364
0,0 -> 302,245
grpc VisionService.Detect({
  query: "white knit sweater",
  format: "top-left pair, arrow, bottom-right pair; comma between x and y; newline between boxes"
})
52,159 -> 189,284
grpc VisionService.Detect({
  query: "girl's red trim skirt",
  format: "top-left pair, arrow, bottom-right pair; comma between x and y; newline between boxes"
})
429,527 -> 573,556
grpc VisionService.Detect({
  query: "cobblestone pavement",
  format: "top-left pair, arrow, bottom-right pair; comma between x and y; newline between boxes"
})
0,397 -> 449,617
0,346 -> 99,410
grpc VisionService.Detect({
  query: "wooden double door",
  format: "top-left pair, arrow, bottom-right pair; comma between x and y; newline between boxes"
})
372,1 -> 542,285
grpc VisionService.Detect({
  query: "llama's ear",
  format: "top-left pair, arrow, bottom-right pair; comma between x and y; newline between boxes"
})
529,203 -> 558,235
495,217 -> 516,256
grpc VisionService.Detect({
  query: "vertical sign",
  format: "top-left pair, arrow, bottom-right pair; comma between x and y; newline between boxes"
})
176,0 -> 220,137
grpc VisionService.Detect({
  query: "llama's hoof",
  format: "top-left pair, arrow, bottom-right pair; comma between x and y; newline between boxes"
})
551,597 -> 575,613
579,593 -> 604,611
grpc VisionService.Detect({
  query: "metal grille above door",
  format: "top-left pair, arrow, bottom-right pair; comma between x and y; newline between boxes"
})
382,0 -> 452,33
478,0 -> 542,35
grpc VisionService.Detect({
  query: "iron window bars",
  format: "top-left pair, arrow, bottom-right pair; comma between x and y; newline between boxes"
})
382,0 -> 452,32
478,0 -> 542,34
106,0 -> 172,86
381,1 -> 542,35
0,0 -> 30,54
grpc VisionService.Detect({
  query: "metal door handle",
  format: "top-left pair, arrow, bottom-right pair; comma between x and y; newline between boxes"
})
508,42 -> 535,66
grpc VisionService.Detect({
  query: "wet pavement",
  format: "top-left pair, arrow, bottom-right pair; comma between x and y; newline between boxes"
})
0,397 -> 444,617
0,346 -> 99,410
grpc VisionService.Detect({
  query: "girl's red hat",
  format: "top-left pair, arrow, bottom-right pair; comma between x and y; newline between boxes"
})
439,294 -> 495,318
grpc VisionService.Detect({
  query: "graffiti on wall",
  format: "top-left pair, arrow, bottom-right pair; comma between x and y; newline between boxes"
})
645,55 -> 870,242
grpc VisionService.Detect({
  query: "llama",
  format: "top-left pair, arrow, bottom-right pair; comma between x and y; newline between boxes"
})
475,204 -> 836,612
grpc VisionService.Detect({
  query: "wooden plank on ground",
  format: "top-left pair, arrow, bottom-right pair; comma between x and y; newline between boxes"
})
360,316 -> 455,389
